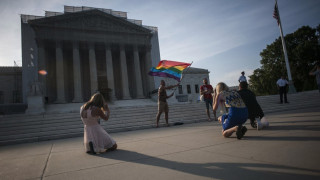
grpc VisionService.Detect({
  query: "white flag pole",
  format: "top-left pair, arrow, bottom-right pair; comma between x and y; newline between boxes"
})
172,61 -> 193,94
275,0 -> 296,93
179,61 -> 193,83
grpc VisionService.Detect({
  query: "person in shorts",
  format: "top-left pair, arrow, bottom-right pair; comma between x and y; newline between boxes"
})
156,80 -> 179,127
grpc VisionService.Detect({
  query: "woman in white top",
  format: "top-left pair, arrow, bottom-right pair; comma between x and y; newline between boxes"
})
80,93 -> 117,154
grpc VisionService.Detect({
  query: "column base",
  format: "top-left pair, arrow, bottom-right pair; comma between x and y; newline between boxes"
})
109,95 -> 117,102
54,99 -> 67,104
122,96 -> 132,100
136,95 -> 145,99
26,95 -> 45,114
72,98 -> 83,103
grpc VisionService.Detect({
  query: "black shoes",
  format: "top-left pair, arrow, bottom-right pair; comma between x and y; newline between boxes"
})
250,120 -> 257,128
236,125 -> 242,139
236,125 -> 247,140
87,141 -> 96,154
242,126 -> 247,136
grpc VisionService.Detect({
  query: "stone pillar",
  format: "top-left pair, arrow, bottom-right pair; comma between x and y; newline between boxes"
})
55,41 -> 66,103
37,39 -> 46,97
72,41 -> 83,102
26,82 -> 45,114
145,46 -> 155,95
105,44 -> 116,101
133,45 -> 144,98
119,44 -> 131,99
88,42 -> 98,95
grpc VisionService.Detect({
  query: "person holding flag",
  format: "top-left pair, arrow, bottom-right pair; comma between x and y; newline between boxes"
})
156,80 -> 179,127
149,60 -> 191,127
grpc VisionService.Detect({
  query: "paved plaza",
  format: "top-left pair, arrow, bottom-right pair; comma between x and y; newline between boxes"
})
1,105 -> 320,180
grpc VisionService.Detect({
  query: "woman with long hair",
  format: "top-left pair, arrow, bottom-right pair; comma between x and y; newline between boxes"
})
213,82 -> 248,139
80,93 -> 117,154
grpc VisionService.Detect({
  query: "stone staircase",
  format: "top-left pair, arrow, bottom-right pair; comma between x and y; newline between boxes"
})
0,90 -> 319,146
257,90 -> 320,114
0,101 -> 208,146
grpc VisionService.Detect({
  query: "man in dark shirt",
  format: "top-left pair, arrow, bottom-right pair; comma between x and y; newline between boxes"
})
237,81 -> 264,128
156,80 -> 179,127
200,78 -> 216,121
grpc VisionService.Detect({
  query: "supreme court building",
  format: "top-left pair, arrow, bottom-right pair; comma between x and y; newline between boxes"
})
21,6 -> 161,104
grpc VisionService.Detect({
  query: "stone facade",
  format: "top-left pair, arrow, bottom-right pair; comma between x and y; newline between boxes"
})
21,6 -> 160,104
152,67 -> 210,103
0,67 -> 22,104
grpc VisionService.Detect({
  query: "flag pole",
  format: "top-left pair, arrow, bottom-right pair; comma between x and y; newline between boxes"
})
179,61 -> 193,82
172,61 -> 193,94
274,0 -> 296,93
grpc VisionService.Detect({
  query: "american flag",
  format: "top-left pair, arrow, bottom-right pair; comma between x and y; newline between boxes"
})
273,1 -> 280,25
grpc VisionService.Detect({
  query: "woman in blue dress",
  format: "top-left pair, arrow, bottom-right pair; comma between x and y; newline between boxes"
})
213,82 -> 248,139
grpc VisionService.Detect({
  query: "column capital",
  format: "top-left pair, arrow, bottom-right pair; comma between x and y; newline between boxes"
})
133,44 -> 139,51
104,42 -> 111,50
119,43 -> 125,49
72,41 -> 79,46
145,44 -> 152,52
36,39 -> 45,48
88,41 -> 95,49
55,40 -> 63,48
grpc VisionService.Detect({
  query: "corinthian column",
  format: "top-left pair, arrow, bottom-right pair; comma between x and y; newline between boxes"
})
37,39 -> 46,97
55,41 -> 66,103
119,44 -> 131,99
88,42 -> 98,95
145,45 -> 155,94
133,45 -> 144,98
72,41 -> 83,102
105,44 -> 116,101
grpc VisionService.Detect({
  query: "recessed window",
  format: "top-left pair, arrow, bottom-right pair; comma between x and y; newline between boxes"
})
195,84 -> 199,93
178,85 -> 183,94
13,90 -> 21,103
187,85 -> 191,94
0,91 -> 4,104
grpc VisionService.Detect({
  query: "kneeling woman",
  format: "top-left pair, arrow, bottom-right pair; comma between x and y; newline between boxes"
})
80,93 -> 117,154
213,82 -> 248,139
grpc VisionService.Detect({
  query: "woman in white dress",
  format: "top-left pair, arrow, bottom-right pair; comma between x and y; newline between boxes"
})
80,93 -> 117,154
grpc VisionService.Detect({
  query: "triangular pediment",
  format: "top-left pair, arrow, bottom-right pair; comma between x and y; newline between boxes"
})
29,9 -> 151,34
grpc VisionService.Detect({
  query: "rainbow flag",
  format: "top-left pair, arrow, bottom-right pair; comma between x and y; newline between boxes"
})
148,60 -> 191,82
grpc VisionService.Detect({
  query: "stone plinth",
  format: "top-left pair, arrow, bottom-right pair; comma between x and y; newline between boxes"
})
26,82 -> 45,114
26,95 -> 45,114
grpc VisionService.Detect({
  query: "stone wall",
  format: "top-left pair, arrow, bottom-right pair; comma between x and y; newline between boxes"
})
0,67 -> 22,104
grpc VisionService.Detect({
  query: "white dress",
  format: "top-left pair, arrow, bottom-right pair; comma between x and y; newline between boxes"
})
80,107 -> 116,153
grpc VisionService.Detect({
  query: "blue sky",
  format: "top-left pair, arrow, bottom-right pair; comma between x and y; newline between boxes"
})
0,0 -> 319,87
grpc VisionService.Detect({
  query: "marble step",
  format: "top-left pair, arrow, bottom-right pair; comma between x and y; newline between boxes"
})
0,90 -> 318,146
0,113 -> 208,145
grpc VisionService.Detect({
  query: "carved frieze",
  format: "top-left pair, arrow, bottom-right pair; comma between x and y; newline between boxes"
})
30,10 -> 151,35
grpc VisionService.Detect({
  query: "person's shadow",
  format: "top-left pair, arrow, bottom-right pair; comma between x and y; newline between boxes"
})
95,149 -> 319,179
